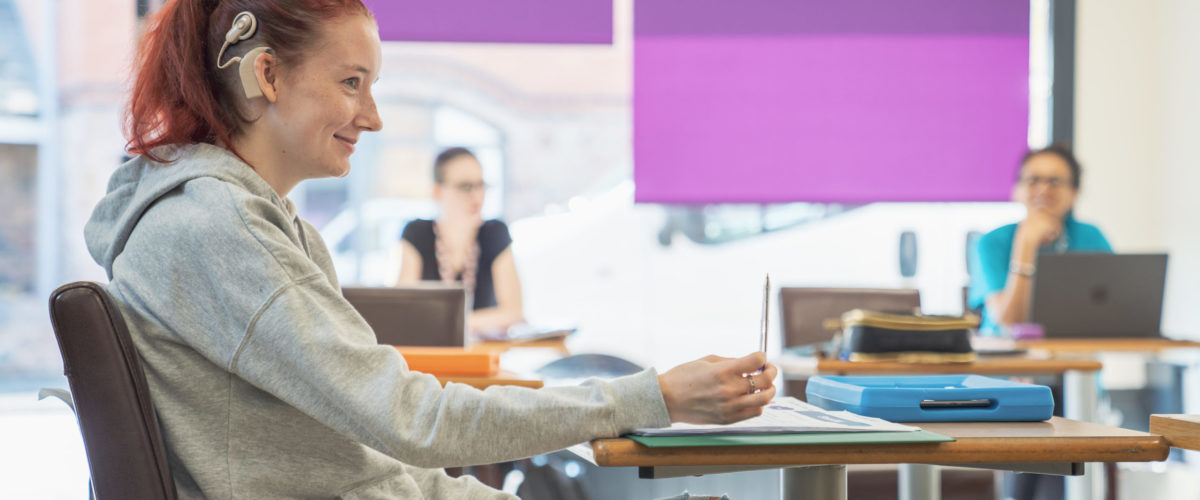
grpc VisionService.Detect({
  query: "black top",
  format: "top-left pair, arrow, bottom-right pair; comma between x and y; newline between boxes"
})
400,219 -> 512,310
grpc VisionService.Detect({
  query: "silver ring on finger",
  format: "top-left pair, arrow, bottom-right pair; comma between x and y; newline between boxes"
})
746,373 -> 757,394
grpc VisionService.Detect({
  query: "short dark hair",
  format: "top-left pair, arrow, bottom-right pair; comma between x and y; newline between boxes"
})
1018,142 -> 1082,189
433,147 -> 477,184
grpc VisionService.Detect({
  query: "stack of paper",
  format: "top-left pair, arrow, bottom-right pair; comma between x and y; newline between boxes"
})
631,397 -> 918,436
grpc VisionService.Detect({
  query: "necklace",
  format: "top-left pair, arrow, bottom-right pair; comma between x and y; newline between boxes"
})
433,221 -> 479,308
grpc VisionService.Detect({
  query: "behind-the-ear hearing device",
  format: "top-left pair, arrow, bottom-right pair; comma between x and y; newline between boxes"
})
215,11 -> 272,99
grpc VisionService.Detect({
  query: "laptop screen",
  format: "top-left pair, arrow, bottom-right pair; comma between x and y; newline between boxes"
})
342,285 -> 467,347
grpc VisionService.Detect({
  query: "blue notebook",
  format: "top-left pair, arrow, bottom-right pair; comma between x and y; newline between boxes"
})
806,374 -> 1054,422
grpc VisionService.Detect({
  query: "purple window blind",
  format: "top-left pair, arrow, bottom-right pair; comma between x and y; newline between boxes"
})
362,0 -> 612,44
634,1 -> 1031,203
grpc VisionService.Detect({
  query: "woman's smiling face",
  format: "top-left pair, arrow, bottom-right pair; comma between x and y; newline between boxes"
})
1014,152 -> 1078,219
263,13 -> 383,182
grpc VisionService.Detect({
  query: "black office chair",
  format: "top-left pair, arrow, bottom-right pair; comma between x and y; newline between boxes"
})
778,288 -> 922,351
535,353 -> 644,382
47,281 -> 177,500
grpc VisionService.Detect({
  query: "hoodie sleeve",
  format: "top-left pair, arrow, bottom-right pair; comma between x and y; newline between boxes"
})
203,184 -> 670,468
234,275 -> 669,467
401,464 -> 515,500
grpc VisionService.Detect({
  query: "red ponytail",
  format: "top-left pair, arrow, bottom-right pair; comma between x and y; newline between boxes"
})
125,0 -> 370,163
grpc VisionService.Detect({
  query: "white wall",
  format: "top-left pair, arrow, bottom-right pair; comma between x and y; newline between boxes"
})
1156,0 -> 1200,340
1074,0 -> 1200,338
513,199 -> 1021,370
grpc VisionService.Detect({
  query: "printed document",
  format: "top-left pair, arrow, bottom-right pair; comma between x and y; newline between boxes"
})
631,397 -> 918,436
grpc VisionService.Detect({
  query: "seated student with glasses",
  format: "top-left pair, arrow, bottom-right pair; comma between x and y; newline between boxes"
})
397,147 -> 524,336
968,143 -> 1113,336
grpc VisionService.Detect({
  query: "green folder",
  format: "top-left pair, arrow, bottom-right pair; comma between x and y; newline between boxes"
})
626,429 -> 954,448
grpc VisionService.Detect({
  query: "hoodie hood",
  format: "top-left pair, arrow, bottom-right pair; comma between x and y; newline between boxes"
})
85,143 -> 293,278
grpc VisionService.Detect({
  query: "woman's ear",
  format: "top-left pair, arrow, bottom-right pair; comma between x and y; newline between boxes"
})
253,50 -> 280,103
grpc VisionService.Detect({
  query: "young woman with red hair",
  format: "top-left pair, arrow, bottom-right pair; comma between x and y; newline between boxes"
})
85,1 -> 777,498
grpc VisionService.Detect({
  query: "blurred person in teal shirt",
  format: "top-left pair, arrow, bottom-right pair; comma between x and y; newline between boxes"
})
969,143 -> 1113,336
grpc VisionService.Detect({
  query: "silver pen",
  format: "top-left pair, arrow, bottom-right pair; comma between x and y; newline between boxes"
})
760,273 -> 770,357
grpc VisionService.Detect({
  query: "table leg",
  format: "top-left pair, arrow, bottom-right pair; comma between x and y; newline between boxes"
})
1063,369 -> 1101,500
1063,369 -> 1098,423
898,464 -> 940,500
780,465 -> 846,500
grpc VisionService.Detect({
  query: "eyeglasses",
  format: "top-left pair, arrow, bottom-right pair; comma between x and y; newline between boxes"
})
445,181 -> 489,195
1018,176 -> 1072,189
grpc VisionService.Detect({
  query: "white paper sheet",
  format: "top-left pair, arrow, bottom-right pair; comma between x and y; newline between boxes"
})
631,397 -> 919,436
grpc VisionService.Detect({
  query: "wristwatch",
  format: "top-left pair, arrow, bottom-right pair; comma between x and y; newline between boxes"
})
1009,260 -> 1036,278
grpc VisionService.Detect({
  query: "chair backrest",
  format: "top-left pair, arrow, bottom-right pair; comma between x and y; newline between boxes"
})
778,287 -> 921,347
48,281 -> 176,500
343,285 -> 467,347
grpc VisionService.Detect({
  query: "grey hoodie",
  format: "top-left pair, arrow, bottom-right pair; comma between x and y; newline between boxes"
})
84,143 -> 670,499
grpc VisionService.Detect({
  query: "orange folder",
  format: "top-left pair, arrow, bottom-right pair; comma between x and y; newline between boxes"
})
393,346 -> 500,376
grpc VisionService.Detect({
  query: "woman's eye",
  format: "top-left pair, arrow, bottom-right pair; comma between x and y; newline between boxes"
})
343,78 -> 360,90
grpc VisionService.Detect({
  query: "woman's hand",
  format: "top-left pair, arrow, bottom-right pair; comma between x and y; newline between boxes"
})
1016,210 -> 1063,249
658,352 -> 778,425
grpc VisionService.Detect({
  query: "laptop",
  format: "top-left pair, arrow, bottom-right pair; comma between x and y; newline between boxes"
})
1030,253 -> 1168,338
342,285 -> 467,347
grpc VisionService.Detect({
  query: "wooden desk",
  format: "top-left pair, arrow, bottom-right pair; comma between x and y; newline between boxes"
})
1016,338 -> 1200,353
578,418 -> 1167,500
436,370 -> 543,389
780,354 -> 1104,500
1150,414 -> 1200,452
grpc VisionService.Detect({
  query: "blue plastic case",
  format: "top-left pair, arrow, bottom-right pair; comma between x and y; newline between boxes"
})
805,375 -> 1054,422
